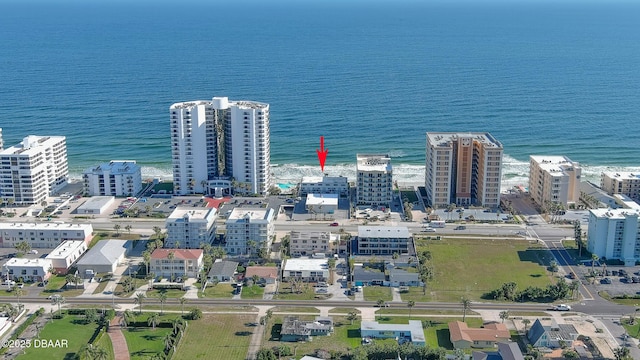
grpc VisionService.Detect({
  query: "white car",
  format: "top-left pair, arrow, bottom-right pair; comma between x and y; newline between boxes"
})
554,304 -> 571,311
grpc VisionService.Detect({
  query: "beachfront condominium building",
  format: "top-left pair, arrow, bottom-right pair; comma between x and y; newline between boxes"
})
164,207 -> 218,249
170,96 -> 271,196
298,176 -> 349,197
82,160 -> 142,197
0,222 -> 93,249
289,230 -> 338,257
587,208 -> 640,267
0,135 -> 68,205
425,132 -> 503,208
529,155 -> 582,209
601,172 -> 640,203
356,154 -> 393,207
224,208 -> 275,256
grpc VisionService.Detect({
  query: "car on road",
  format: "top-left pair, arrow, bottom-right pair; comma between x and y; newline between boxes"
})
454,225 -> 466,230
329,222 -> 339,227
47,294 -> 61,300
553,304 -> 571,311
421,227 -> 436,232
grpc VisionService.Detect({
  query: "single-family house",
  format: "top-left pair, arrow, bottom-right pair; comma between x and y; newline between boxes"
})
388,269 -> 421,287
360,320 -> 425,346
150,249 -> 204,279
353,264 -> 385,286
280,316 -> 333,342
245,266 -> 279,284
527,319 -> 579,349
449,321 -> 510,349
207,260 -> 238,282
472,342 -> 525,360
76,240 -> 130,278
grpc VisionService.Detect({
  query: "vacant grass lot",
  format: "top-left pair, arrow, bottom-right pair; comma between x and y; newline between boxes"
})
174,314 -> 255,360
40,274 -> 84,298
275,284 -> 329,300
263,315 -> 360,358
416,238 -> 554,302
19,314 -> 100,359
363,286 -> 393,302
199,283 -> 235,298
123,324 -> 172,359
241,285 -> 264,299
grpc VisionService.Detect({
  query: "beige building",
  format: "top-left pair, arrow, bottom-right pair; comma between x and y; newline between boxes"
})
0,222 -> 93,249
425,132 -> 503,208
150,249 -> 204,279
224,208 -> 275,256
356,154 -> 393,207
165,207 -> 217,249
529,155 -> 581,208
289,231 -> 338,257
601,172 -> 640,203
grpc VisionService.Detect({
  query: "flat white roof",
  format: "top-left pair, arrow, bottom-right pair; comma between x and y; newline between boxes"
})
301,176 -> 348,184
3,258 -> 52,268
284,258 -> 328,272
360,320 -> 425,343
77,196 -> 115,210
358,226 -> 410,238
0,135 -> 65,156
427,132 -> 502,149
590,208 -> 640,219
46,240 -> 86,260
603,171 -> 640,180
168,207 -> 217,221
306,193 -> 339,206
0,222 -> 93,232
530,155 -> 579,175
84,160 -> 139,174
227,208 -> 274,222
356,154 -> 392,172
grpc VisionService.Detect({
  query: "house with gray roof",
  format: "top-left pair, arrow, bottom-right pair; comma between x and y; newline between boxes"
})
353,264 -> 385,286
76,240 -> 130,277
472,342 -> 524,360
527,318 -> 579,348
388,268 -> 421,287
208,259 -> 238,282
360,320 -> 425,346
280,316 -> 333,342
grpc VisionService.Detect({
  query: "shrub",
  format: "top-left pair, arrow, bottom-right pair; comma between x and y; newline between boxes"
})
188,308 -> 202,320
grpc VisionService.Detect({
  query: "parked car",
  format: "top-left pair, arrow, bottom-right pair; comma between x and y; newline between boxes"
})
601,278 -> 612,284
421,228 -> 436,232
329,222 -> 339,227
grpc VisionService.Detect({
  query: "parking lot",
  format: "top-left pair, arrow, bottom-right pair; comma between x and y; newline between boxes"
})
583,265 -> 640,297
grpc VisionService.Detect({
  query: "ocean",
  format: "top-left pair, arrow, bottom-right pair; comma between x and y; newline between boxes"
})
1,0 -> 639,190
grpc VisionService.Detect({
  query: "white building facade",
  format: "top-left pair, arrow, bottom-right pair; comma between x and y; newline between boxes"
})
289,231 -> 338,257
299,176 -> 349,197
358,226 -> 411,256
282,258 -> 329,282
224,208 -> 275,256
83,160 -> 142,197
164,207 -> 217,249
529,155 -> 582,208
2,258 -> 52,282
425,132 -> 503,208
0,222 -> 93,249
587,208 -> 640,266
170,96 -> 271,196
45,240 -> 88,274
356,154 -> 393,207
0,135 -> 68,205
601,172 -> 640,203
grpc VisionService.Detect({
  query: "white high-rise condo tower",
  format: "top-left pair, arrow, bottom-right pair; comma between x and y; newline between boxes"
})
425,132 -> 503,208
0,135 -> 68,205
170,96 -> 271,196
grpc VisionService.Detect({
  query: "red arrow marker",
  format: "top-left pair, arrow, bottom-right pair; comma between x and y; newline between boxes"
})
316,136 -> 328,172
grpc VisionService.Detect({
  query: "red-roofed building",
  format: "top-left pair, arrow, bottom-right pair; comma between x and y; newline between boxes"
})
449,321 -> 510,349
150,249 -> 204,279
245,266 -> 279,284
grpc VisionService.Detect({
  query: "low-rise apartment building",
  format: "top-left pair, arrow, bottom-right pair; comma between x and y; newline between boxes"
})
2,258 -> 52,283
282,258 -> 328,282
298,176 -> 349,197
357,226 -> 411,256
165,207 -> 217,249
150,249 -> 204,279
0,222 -> 93,249
529,155 -> 581,208
289,231 -> 338,257
45,240 -> 88,274
82,160 -> 142,197
601,171 -> 640,203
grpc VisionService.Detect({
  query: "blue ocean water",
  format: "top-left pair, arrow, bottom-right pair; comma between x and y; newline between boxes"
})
1,1 -> 639,188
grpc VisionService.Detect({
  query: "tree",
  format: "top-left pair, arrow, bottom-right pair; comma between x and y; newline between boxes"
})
561,349 -> 579,360
189,308 -> 203,320
179,297 -> 187,315
522,318 -> 531,334
85,308 -> 98,324
591,253 -> 599,277
346,311 -> 358,325
14,241 -> 31,256
142,250 -> 151,276
251,274 -> 261,286
13,288 -> 25,307
164,333 -> 174,352
247,239 -> 258,256
614,346 -> 632,360
376,299 -> 386,308
65,273 -> 81,289
407,300 -> 415,319
256,348 -> 277,360
113,224 -> 121,235
122,309 -> 135,329
153,226 -> 163,241
499,310 -> 510,323
134,292 -> 146,314
461,297 -> 471,322
262,309 -> 273,340
158,291 -> 168,315
147,312 -> 160,330
167,251 -> 175,282
125,224 -> 133,234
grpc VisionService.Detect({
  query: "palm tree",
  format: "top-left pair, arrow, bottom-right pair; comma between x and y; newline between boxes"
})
263,309 -> 273,340
246,240 -> 258,256
134,292 -> 146,314
164,333 -> 175,352
461,297 -> 471,322
522,318 -> 531,334
407,300 -> 415,319
113,224 -> 121,235
152,226 -> 163,241
376,299 -> 386,308
122,309 -> 135,329
499,310 -> 510,323
13,288 -> 25,307
591,254 -> 599,278
167,251 -> 175,282
251,274 -> 261,286
158,291 -> 168,315
142,250 -> 151,275
346,311 -> 358,325
179,297 -> 187,315
613,346 -> 631,360
51,295 -> 65,314
147,312 -> 160,330
125,224 -> 133,234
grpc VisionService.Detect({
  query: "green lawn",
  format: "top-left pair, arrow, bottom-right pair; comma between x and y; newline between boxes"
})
200,283 -> 235,298
96,332 -> 115,360
363,286 -> 393,302
275,284 -> 326,300
422,317 -> 484,350
174,314 -> 255,360
146,288 -> 186,298
328,308 -> 361,315
122,313 -> 172,359
40,275 -> 84,298
271,306 -> 320,314
19,314 -> 100,359
263,315 -> 361,358
418,238 -> 554,301
241,285 -> 264,300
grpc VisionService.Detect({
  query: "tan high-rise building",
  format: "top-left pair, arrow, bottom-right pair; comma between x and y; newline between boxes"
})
425,132 -> 503,208
356,154 -> 393,206
529,155 -> 581,208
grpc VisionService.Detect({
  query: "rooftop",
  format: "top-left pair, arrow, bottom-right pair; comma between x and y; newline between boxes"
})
0,222 -> 93,232
306,193 -> 339,206
45,240 -> 86,260
77,196 -> 114,209
3,258 -> 52,268
168,207 -> 217,221
356,154 -> 392,172
530,155 -> 580,175
284,258 -> 328,272
361,320 -> 425,343
427,132 -> 503,149
151,249 -> 203,260
245,266 -> 279,279
227,208 -> 274,222
0,135 -> 65,156
84,160 -> 139,174
76,240 -> 129,266
603,171 -> 640,180
449,321 -> 510,343
300,176 -> 348,184
590,208 -> 640,219
358,226 -> 410,239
